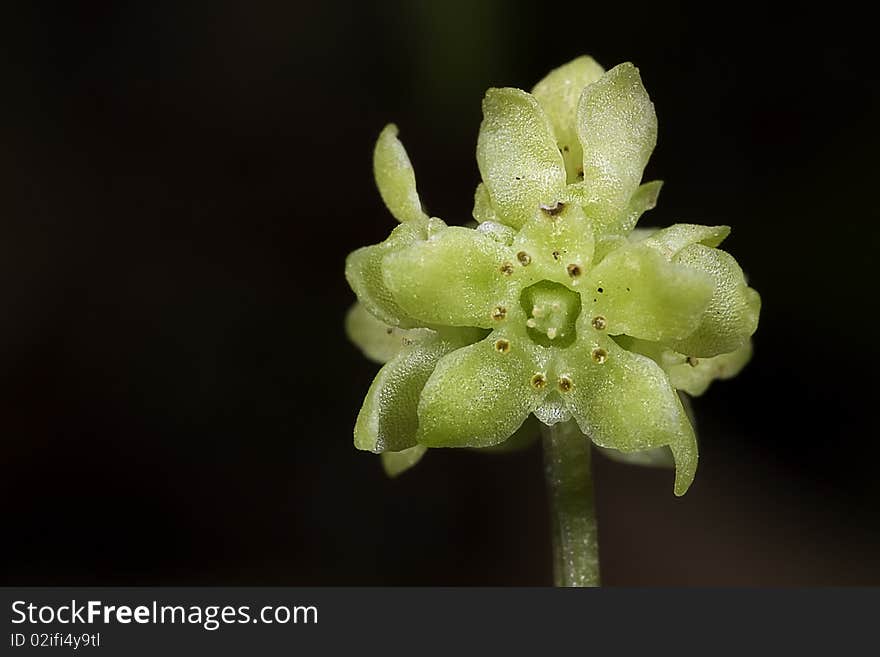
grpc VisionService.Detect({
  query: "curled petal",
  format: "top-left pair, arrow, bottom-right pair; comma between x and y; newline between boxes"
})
345,218 -> 437,327
477,88 -> 567,229
381,445 -> 427,477
584,244 -> 714,341
354,337 -> 461,453
555,336 -> 698,495
531,56 -> 606,183
670,244 -> 761,357
417,333 -> 549,448
616,335 -> 754,396
383,226 -> 519,328
373,124 -> 427,223
642,223 -> 731,260
345,302 -> 436,364
577,63 -> 657,234
668,341 -> 754,396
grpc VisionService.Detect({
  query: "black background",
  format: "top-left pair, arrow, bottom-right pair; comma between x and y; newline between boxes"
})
1,1 -> 878,585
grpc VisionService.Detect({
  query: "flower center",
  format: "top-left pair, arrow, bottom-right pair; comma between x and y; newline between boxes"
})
520,281 -> 581,348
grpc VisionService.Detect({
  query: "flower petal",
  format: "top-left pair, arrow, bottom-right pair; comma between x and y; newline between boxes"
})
668,340 -> 754,396
556,336 -> 698,495
669,244 -> 761,357
614,180 -> 663,236
476,88 -> 567,229
478,416 -> 541,453
417,333 -> 549,448
345,218 -> 439,327
531,56 -> 606,183
373,124 -> 427,223
354,336 -> 461,453
616,335 -> 754,396
584,244 -> 714,341
345,302 -> 436,364
642,223 -> 731,260
472,183 -> 500,224
383,226 -> 519,328
381,445 -> 427,477
577,63 -> 657,234
597,445 -> 674,468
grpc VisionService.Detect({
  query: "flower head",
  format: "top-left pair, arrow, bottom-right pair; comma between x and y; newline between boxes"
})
346,57 -> 760,495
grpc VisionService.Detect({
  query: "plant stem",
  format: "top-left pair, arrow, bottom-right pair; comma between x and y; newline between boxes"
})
541,419 -> 600,587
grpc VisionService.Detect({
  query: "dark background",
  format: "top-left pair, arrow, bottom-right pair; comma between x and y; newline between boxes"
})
1,1 -> 877,585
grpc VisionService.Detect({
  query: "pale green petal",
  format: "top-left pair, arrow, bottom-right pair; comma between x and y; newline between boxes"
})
476,88 -> 567,229
381,445 -> 427,477
383,226 -> 519,328
670,244 -> 761,357
583,244 -> 714,341
627,227 -> 658,243
511,202 -> 595,288
577,63 -> 657,234
478,416 -> 541,453
556,336 -> 697,495
592,234 -> 627,264
345,218 -> 436,327
345,302 -> 436,364
531,56 -> 606,183
667,340 -> 754,396
373,124 -> 427,223
616,334 -> 754,396
354,337 -> 460,453
613,180 -> 663,236
417,333 -> 549,448
642,223 -> 731,260
472,183 -> 500,224
597,445 -> 674,468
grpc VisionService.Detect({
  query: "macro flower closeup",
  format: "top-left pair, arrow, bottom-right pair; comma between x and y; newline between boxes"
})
346,56 -> 760,496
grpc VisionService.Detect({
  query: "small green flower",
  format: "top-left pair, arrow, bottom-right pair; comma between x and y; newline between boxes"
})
346,57 -> 760,496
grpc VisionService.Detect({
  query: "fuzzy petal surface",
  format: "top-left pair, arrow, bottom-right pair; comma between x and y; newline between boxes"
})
556,335 -> 698,494
577,63 -> 657,234
354,337 -> 461,453
345,218 -> 436,327
584,244 -> 714,341
477,88 -> 567,229
373,124 -> 427,223
345,302 -> 436,364
383,226 -> 518,328
417,333 -> 549,448
670,244 -> 761,357
532,56 -> 606,183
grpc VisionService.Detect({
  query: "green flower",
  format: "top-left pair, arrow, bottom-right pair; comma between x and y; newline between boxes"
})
346,57 -> 760,496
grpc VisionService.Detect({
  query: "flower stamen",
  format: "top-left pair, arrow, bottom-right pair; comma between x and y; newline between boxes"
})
494,339 -> 511,354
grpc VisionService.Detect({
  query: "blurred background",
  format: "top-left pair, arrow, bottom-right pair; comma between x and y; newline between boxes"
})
1,1 -> 878,585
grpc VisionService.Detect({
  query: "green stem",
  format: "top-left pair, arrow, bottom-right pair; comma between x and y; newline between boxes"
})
541,419 -> 600,587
